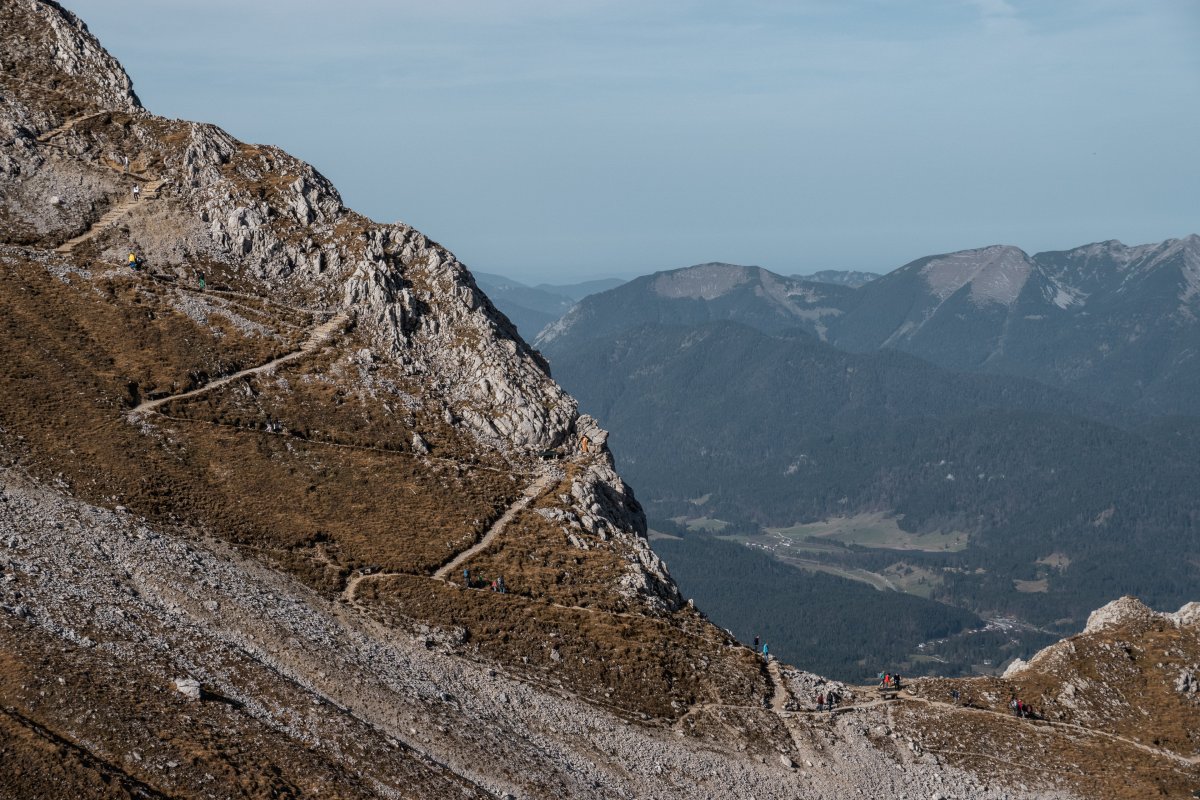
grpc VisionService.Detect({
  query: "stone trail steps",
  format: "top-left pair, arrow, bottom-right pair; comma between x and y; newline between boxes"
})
55,179 -> 166,254
36,110 -> 109,143
127,311 -> 349,418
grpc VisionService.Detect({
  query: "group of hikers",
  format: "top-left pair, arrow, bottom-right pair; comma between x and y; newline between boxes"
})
814,689 -> 841,711
752,635 -> 769,660
463,568 -> 506,594
1009,696 -> 1037,719
878,672 -> 902,690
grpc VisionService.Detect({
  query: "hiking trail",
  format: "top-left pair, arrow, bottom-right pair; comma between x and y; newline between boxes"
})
339,470 -> 557,604
36,110 -> 109,143
127,311 -> 349,418
766,657 -> 790,712
435,470 -> 558,580
55,178 -> 166,254
902,693 -> 1200,768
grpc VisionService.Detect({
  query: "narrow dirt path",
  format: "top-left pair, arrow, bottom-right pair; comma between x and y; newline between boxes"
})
431,471 -> 558,580
36,110 -> 109,143
55,178 -> 166,254
766,657 -> 790,712
127,311 -> 348,418
901,693 -> 1199,767
339,470 -> 556,603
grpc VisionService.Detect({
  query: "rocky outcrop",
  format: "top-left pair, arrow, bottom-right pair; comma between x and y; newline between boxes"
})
1082,595 -> 1161,634
1,2 -> 136,112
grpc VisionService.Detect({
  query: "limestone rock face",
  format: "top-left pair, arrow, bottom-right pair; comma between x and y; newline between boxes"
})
1169,601 -> 1200,628
162,119 -> 579,453
568,458 -> 681,613
1083,595 -> 1157,634
0,0 -> 141,120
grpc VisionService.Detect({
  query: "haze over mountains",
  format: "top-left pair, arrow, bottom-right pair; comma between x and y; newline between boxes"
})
473,272 -> 624,339
3,2 -> 1198,798
534,238 -> 1200,678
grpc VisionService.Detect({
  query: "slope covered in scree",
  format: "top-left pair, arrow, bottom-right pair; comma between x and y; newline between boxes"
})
0,2 -> 1196,798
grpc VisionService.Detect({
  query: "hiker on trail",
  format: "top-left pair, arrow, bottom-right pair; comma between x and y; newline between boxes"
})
893,673 -> 902,690
951,688 -> 961,705
827,689 -> 838,711
497,575 -> 506,594
463,567 -> 471,587
132,184 -> 140,201
1009,697 -> 1019,716
816,692 -> 824,712
754,635 -> 760,650
197,271 -> 206,290
127,252 -> 143,270
761,642 -> 769,660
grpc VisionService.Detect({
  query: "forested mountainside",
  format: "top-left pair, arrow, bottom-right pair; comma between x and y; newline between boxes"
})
793,269 -> 880,288
544,319 -> 1200,633
1,2 -> 1196,798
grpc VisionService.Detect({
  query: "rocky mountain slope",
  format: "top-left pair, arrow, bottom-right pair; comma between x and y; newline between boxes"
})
0,2 -> 1197,798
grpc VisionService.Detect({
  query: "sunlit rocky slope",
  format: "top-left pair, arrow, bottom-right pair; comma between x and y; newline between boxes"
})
0,2 -> 1196,798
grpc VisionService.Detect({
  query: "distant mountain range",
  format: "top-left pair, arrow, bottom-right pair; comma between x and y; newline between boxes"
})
473,272 -> 625,339
534,237 -> 1200,675
538,236 -> 1200,415
537,263 -> 854,344
831,236 -> 1200,415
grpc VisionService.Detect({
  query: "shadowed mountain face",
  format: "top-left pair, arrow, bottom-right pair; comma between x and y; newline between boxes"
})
542,319 -> 1200,627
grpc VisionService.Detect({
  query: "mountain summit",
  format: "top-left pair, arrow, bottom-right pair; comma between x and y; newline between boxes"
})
537,261 -> 854,347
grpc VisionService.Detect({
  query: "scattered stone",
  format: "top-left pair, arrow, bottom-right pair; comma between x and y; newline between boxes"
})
173,678 -> 202,701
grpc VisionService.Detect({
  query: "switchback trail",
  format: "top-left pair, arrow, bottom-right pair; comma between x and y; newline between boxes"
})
340,469 -> 555,604
127,311 -> 349,418
431,471 -> 558,580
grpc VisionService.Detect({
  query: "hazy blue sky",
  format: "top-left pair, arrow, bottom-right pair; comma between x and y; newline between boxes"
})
71,1 -> 1198,284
